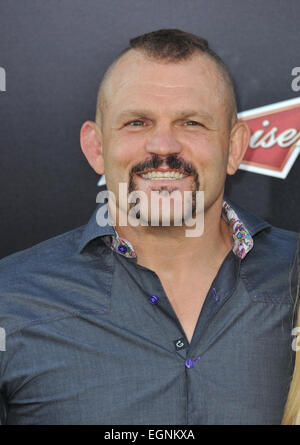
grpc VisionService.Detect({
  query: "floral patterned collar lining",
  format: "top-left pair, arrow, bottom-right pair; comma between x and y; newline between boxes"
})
221,200 -> 253,259
108,200 -> 254,260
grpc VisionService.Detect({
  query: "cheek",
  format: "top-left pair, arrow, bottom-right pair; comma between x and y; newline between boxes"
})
189,137 -> 229,190
188,133 -> 225,168
104,134 -> 144,168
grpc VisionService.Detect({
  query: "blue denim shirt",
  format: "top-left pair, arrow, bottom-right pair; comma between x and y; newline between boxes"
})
0,198 -> 298,424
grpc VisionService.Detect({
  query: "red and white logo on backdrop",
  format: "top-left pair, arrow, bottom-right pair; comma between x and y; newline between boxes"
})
238,97 -> 300,179
98,97 -> 300,186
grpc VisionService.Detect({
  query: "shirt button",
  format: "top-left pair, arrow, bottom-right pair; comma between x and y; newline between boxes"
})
185,358 -> 195,369
212,288 -> 219,302
185,357 -> 200,369
148,295 -> 159,305
117,245 -> 127,254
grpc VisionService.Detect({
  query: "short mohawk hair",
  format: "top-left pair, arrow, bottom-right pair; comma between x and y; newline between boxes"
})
129,29 -> 210,62
96,29 -> 237,127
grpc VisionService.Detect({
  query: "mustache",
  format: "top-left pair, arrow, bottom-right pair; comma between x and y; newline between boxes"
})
128,154 -> 200,197
130,154 -> 198,177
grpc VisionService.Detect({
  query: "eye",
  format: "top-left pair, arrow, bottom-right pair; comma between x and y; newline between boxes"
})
184,120 -> 202,126
125,120 -> 145,127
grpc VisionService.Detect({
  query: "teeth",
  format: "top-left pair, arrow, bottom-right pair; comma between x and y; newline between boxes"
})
140,171 -> 188,180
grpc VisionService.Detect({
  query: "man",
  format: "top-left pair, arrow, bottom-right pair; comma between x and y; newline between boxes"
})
0,29 -> 298,425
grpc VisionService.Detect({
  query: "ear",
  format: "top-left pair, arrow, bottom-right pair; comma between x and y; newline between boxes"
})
80,121 -> 105,174
227,120 -> 251,175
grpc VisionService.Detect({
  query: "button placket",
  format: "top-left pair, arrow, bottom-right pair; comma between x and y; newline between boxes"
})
139,266 -> 192,360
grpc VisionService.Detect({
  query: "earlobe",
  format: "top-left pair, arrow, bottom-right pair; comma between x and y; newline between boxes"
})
227,120 -> 251,175
80,121 -> 105,174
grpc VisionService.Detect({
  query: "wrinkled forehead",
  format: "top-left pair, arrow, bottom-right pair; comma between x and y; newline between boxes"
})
105,50 -> 227,110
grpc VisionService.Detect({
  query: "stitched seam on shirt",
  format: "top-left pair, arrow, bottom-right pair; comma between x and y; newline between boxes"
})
3,309 -> 110,338
266,228 -> 299,242
3,246 -> 115,337
105,249 -> 115,303
239,267 -> 293,305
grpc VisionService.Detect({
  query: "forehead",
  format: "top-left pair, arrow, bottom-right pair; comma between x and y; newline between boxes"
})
104,50 -> 227,115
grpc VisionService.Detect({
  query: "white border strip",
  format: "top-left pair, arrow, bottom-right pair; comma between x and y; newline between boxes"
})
239,144 -> 300,179
98,174 -> 106,186
238,96 -> 300,119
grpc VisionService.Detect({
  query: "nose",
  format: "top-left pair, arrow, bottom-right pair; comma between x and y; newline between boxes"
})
145,124 -> 183,157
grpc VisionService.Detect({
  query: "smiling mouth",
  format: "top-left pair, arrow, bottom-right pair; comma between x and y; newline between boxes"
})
137,169 -> 189,180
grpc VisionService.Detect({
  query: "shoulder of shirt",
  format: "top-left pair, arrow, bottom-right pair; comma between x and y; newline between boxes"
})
225,197 -> 299,245
0,225 -> 85,272
227,198 -> 299,272
0,224 -> 109,336
250,223 -> 299,262
226,199 -> 299,305
263,224 -> 299,242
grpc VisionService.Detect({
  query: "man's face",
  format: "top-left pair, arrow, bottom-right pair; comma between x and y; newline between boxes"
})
100,50 -> 233,224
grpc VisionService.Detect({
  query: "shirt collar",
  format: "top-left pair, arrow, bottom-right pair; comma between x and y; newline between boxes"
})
77,204 -> 115,254
77,193 -> 271,259
223,196 -> 271,237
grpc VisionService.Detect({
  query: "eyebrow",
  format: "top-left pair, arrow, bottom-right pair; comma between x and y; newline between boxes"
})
115,109 -> 215,124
